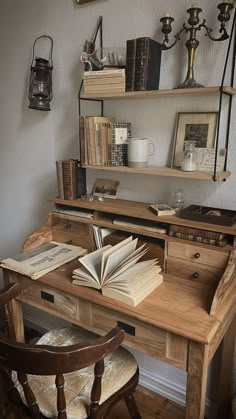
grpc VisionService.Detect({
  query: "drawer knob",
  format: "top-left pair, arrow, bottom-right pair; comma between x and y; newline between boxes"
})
194,252 -> 200,259
193,272 -> 199,279
64,223 -> 72,230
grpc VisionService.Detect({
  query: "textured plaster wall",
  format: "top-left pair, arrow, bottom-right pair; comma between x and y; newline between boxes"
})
0,0 -> 235,404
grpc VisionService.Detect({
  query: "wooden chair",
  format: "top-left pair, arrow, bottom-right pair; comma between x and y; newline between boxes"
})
0,283 -> 141,419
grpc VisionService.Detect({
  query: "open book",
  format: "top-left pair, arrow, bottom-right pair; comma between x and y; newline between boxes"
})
72,236 -> 163,306
0,241 -> 87,280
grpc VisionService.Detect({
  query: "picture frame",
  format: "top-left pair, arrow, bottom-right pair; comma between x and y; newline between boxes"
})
171,112 -> 218,168
93,178 -> 120,199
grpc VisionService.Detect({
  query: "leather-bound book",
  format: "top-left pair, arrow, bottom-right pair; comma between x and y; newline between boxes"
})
134,37 -> 162,91
79,116 -> 87,166
75,161 -> 86,198
62,160 -> 77,201
63,159 -> 87,200
125,39 -> 137,92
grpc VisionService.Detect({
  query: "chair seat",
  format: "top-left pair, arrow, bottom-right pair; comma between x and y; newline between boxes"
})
13,327 -> 138,419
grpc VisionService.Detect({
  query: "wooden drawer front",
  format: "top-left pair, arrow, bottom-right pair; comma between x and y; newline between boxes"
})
18,277 -> 77,320
52,216 -> 90,235
167,241 -> 228,269
52,231 -> 92,251
91,305 -> 188,370
51,216 -> 93,251
166,257 -> 224,285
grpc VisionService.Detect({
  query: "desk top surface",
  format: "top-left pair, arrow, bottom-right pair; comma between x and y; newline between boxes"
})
37,259 -> 236,345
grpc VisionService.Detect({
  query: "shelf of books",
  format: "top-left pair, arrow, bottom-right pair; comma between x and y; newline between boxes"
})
82,165 -> 231,181
80,86 -> 236,100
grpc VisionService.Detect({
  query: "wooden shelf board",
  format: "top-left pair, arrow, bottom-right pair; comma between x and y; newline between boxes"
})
82,165 -> 231,181
81,86 -> 236,100
49,197 -> 236,235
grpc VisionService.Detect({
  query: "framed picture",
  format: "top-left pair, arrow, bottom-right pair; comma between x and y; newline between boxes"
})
171,112 -> 218,168
93,178 -> 119,199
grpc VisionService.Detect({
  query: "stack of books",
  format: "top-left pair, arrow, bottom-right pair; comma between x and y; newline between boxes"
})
125,37 -> 162,92
55,159 -> 86,200
79,117 -> 131,167
168,224 -> 229,247
83,69 -> 126,95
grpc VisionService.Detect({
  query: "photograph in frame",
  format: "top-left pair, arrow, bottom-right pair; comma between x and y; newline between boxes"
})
171,112 -> 218,168
93,178 -> 120,199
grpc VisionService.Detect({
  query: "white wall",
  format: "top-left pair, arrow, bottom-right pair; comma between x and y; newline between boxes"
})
0,0 -> 235,412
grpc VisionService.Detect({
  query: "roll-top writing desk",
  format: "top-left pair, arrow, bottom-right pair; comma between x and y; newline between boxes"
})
3,197 -> 236,419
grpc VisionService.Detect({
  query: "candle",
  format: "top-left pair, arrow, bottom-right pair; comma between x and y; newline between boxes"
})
164,12 -> 171,17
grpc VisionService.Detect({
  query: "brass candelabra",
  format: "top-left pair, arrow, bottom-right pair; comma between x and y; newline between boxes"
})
160,2 -> 234,88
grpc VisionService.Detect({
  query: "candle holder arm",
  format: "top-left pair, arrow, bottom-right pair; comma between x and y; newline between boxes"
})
161,25 -> 187,50
201,22 -> 229,41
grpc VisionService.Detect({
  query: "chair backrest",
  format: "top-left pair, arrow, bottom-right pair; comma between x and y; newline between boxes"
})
0,283 -> 21,340
0,283 -> 125,419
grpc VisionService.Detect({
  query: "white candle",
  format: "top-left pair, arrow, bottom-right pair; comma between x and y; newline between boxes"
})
164,12 -> 171,17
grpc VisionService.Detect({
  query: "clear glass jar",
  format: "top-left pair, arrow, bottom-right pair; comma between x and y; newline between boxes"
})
173,189 -> 184,214
181,140 -> 197,172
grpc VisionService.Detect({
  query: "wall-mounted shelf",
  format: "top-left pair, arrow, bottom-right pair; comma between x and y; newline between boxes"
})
82,165 -> 231,181
80,86 -> 236,100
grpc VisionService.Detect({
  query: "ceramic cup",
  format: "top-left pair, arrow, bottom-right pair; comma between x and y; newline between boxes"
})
128,138 -> 155,168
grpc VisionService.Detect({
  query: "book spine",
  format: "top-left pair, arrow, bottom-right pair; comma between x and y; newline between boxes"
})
55,160 -> 64,199
62,160 -> 77,200
134,38 -> 161,91
79,116 -> 86,166
169,231 -> 228,247
125,39 -> 136,92
84,69 -> 125,77
146,39 -> 161,90
75,162 -> 86,198
109,122 -> 131,166
169,224 -> 225,240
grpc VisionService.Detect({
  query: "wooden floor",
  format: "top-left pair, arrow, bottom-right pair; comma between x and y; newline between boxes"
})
0,375 -> 185,419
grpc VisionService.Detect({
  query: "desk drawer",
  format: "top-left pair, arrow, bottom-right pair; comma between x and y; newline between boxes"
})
166,257 -> 224,285
51,216 -> 93,251
18,277 -> 77,320
167,241 -> 228,269
52,231 -> 92,251
91,305 -> 188,370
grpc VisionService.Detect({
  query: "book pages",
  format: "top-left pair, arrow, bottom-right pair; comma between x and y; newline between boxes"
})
78,245 -> 111,283
104,244 -> 148,283
102,238 -> 138,283
101,236 -> 133,283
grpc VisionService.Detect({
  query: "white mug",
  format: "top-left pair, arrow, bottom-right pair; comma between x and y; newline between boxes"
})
128,138 -> 155,168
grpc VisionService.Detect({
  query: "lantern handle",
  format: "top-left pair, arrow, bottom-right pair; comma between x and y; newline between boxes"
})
31,35 -> 53,68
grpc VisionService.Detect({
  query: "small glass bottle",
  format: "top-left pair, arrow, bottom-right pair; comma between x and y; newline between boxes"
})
173,189 -> 185,214
181,140 -> 197,172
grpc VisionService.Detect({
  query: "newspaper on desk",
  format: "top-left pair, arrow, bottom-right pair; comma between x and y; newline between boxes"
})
0,241 -> 87,280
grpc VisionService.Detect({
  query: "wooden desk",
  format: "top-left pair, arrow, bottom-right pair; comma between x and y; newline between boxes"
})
3,257 -> 236,419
